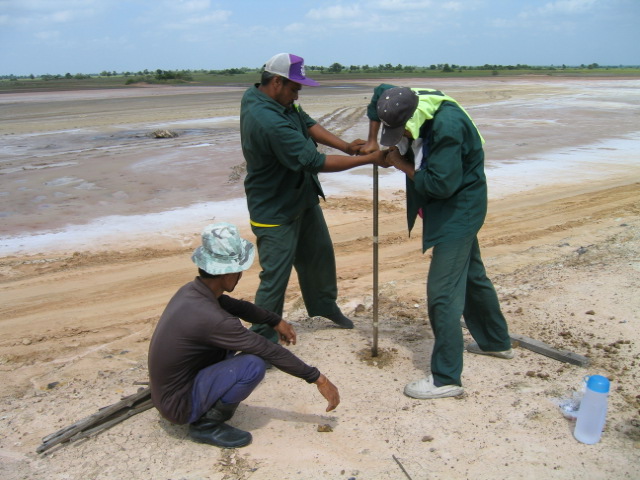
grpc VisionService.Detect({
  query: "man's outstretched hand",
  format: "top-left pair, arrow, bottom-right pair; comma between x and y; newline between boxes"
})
274,320 -> 297,346
315,374 -> 340,412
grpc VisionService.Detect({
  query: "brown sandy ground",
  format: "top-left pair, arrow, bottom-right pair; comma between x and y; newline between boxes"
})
0,77 -> 639,479
0,178 -> 639,479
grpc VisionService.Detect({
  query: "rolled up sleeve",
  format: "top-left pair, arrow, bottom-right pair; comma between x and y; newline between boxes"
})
268,122 -> 326,173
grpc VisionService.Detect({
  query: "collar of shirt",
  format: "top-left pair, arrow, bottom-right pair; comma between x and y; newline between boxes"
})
252,83 -> 296,114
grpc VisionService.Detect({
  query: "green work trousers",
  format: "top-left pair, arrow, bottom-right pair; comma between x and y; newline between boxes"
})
427,233 -> 511,386
250,204 -> 339,343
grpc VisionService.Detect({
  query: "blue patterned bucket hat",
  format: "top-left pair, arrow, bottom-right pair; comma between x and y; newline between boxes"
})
191,223 -> 255,275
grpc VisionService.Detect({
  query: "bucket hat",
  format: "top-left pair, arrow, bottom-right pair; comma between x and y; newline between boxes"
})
191,223 -> 255,275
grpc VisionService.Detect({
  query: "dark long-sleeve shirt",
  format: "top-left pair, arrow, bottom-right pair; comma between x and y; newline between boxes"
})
148,277 -> 320,424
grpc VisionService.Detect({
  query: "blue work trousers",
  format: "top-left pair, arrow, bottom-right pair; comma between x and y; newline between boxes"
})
187,354 -> 266,424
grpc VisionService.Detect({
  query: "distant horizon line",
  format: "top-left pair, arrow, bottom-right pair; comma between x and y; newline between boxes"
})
3,62 -> 639,79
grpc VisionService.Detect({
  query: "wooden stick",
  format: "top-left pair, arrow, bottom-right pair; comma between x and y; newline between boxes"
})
71,399 -> 154,441
41,386 -> 150,443
392,455 -> 414,480
37,386 -> 152,454
461,321 -> 590,366
508,333 -> 590,367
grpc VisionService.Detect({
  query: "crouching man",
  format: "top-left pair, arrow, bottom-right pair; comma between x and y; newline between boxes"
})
148,222 -> 339,448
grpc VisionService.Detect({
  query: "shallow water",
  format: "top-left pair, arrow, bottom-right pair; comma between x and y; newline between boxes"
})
1,78 -> 639,255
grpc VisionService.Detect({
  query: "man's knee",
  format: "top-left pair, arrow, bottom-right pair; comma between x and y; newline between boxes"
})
235,354 -> 267,382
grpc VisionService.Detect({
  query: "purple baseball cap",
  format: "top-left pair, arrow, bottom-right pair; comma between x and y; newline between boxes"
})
264,53 -> 319,86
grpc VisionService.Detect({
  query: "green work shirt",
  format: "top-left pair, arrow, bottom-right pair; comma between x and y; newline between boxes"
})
240,84 -> 326,225
368,84 -> 487,251
411,101 -> 487,251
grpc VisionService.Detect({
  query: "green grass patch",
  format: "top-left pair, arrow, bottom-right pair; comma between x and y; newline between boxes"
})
2,68 -> 639,93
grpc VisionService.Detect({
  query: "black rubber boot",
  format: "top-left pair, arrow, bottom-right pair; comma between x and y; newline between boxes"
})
188,401 -> 252,448
325,310 -> 354,329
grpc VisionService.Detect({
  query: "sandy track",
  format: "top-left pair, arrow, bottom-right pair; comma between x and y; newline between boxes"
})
1,178 -> 638,479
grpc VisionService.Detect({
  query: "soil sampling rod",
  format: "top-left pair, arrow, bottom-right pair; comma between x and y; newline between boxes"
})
372,164 -> 379,357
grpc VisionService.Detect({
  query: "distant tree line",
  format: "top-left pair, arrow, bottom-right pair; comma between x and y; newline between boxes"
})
307,62 -> 606,74
0,62 -> 631,82
123,69 -> 195,84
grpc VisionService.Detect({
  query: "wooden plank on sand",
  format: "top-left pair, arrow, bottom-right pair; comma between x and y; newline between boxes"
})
508,333 -> 590,367
461,321 -> 590,367
37,386 -> 152,454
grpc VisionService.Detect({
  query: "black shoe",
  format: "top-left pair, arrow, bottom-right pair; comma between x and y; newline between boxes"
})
189,420 -> 252,448
325,311 -> 354,329
188,400 -> 252,448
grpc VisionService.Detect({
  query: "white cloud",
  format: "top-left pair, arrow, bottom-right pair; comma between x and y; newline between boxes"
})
185,11 -> 232,25
543,0 -> 598,14
490,17 -> 514,29
374,0 -> 434,9
306,4 -> 363,20
162,0 -> 212,13
180,0 -> 211,13
284,22 -> 307,33
2,0 -> 105,28
299,3 -> 393,34
521,0 -> 599,18
34,30 -> 61,40
7,0 -> 99,10
442,1 -> 464,12
48,10 -> 75,23
164,9 -> 232,29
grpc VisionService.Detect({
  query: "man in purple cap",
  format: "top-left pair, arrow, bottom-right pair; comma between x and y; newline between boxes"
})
240,53 -> 387,343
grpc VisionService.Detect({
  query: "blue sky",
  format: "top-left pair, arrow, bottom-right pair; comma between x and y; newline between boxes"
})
1,0 -> 638,76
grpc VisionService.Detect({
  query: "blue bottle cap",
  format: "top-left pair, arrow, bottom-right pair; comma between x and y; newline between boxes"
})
587,374 -> 610,393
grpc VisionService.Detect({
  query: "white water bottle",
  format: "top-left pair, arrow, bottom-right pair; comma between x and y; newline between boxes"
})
574,375 -> 610,444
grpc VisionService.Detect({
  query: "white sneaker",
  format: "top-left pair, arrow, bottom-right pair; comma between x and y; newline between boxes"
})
466,342 -> 514,359
403,375 -> 464,399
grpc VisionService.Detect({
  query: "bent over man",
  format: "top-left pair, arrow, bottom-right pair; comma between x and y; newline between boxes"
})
363,84 -> 514,399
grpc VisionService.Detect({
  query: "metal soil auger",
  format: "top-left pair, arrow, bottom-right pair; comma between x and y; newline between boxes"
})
372,164 -> 379,357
